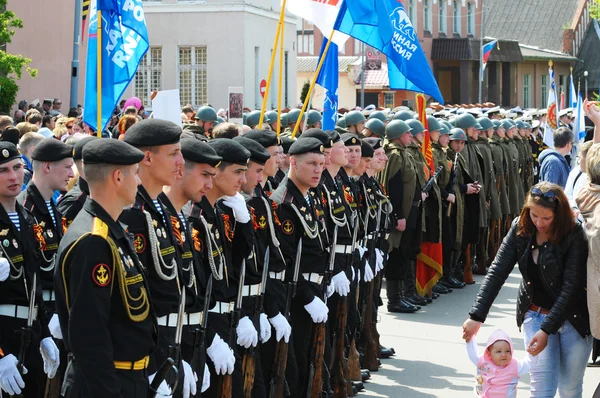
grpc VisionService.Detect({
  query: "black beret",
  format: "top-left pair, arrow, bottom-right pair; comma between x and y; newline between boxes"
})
73,136 -> 99,160
0,142 -> 21,165
124,119 -> 182,148
243,129 -> 279,148
364,137 -> 382,151
300,129 -> 333,149
233,136 -> 270,165
281,136 -> 294,154
31,138 -> 73,162
180,138 -> 222,167
82,139 -> 144,165
326,130 -> 342,144
360,140 -> 374,158
289,137 -> 325,156
340,133 -> 361,147
208,138 -> 250,165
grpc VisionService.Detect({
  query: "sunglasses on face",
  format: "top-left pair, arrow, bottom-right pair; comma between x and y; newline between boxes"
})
531,187 -> 558,207
66,125 -> 73,129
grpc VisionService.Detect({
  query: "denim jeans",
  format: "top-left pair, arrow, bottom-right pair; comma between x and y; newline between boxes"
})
522,309 -> 593,398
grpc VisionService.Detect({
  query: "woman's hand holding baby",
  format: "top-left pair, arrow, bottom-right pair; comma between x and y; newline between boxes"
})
462,319 -> 482,342
526,330 -> 548,356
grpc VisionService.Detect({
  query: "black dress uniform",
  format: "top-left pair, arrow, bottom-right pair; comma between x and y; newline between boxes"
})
54,139 -> 157,398
0,142 -> 51,398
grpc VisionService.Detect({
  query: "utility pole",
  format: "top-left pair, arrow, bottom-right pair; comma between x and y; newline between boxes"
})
70,0 -> 83,109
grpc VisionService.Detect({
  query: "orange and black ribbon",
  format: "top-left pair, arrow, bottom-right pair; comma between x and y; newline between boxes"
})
61,217 -> 69,235
33,224 -> 47,251
271,201 -> 281,226
222,214 -> 234,242
170,216 -> 183,246
191,228 -> 202,252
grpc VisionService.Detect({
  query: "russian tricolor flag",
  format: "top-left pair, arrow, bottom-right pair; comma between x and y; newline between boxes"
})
481,40 -> 498,80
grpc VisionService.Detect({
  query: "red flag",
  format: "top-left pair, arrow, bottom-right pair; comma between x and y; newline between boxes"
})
81,0 -> 90,42
416,94 -> 435,174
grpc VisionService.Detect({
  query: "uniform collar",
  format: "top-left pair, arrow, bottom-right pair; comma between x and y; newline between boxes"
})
83,198 -> 125,240
78,177 -> 90,195
26,182 -> 52,215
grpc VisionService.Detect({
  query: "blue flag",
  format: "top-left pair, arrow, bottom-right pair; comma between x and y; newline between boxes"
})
334,0 -> 443,104
316,38 -> 339,131
84,0 -> 149,132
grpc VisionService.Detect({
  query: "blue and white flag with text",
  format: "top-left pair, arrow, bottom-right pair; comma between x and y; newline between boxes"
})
316,38 -> 339,131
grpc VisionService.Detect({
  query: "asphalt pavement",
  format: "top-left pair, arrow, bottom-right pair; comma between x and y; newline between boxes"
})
359,270 -> 600,397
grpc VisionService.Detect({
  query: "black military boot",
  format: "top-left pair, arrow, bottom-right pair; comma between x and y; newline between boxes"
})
387,280 -> 420,313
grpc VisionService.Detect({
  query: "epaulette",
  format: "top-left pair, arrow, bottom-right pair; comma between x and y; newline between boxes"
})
91,217 -> 109,239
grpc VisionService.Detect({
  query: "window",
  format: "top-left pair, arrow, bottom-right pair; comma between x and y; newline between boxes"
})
541,74 -> 548,106
523,74 -> 531,109
178,46 -> 207,107
384,92 -> 395,109
467,2 -> 474,35
297,31 -> 314,55
134,47 -> 162,107
354,38 -> 362,55
339,41 -> 346,55
409,0 -> 417,32
453,1 -> 461,34
423,0 -> 431,32
439,1 -> 447,35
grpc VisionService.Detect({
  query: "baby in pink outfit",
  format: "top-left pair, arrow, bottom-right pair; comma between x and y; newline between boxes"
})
466,329 -> 537,397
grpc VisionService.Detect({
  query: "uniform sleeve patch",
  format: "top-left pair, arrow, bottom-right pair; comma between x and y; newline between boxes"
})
133,234 -> 146,254
282,219 -> 294,235
93,263 -> 111,287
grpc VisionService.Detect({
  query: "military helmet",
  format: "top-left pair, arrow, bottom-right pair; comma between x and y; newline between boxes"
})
287,109 -> 305,125
246,110 -> 262,127
405,119 -> 425,136
364,118 -> 385,137
442,121 -> 453,134
368,111 -> 388,123
426,116 -> 442,132
393,110 -> 415,121
307,110 -> 323,126
385,120 -> 412,140
215,116 -> 225,126
439,122 -> 450,135
344,110 -> 366,126
264,110 -> 278,125
336,115 -> 347,129
449,128 -> 468,141
515,120 -> 526,129
492,120 -> 502,131
195,106 -> 218,122
455,113 -> 481,130
280,113 -> 288,128
476,117 -> 494,131
501,120 -> 514,131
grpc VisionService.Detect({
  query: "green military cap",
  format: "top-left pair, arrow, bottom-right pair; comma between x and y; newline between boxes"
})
208,138 -> 251,165
233,136 -> 271,165
124,119 -> 182,148
476,117 -> 494,131
360,139 -> 374,158
243,113 -> 247,126
364,137 -> 382,150
288,137 -> 324,155
385,120 -> 412,140
426,116 -> 442,132
365,118 -> 385,137
344,110 -> 366,126
326,130 -> 342,144
515,120 -> 526,129
73,136 -> 99,161
449,128 -> 468,141
280,113 -> 288,127
501,120 -> 514,131
246,110 -> 262,127
405,119 -> 425,136
244,129 -> 279,148
216,116 -> 226,126
32,138 -> 73,162
180,138 -> 222,167
301,129 -> 333,148
287,109 -> 305,125
492,120 -> 502,131
524,122 -> 532,129
82,139 -> 144,165
195,106 -> 218,122
0,142 -> 21,165
442,121 -> 453,134
264,111 -> 278,125
455,113 -> 482,130
439,122 -> 450,135
368,111 -> 388,123
281,136 -> 294,154
341,133 -> 361,147
307,110 -> 323,126
393,110 -> 415,121
336,115 -> 347,129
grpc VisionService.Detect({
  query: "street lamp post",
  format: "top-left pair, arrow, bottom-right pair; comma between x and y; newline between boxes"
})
584,70 -> 589,99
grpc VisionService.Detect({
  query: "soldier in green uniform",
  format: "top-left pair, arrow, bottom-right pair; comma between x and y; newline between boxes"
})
193,106 -> 219,139
522,122 -> 535,192
345,111 -> 367,137
503,120 -> 525,215
54,139 -> 158,397
306,110 -> 323,130
281,109 -> 305,138
362,118 -> 385,138
488,121 -> 510,263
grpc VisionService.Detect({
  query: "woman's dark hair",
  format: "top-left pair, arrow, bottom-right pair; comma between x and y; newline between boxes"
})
42,114 -> 54,128
517,181 -> 574,244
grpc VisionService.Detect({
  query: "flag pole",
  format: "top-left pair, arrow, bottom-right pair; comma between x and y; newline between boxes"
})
277,11 -> 285,138
96,9 -> 102,138
292,29 -> 335,139
259,0 -> 287,128
478,0 -> 485,104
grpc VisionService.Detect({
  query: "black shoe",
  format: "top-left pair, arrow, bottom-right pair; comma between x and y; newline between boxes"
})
432,284 -> 451,294
379,347 -> 394,358
450,277 -> 466,288
381,345 -> 396,355
388,299 -> 420,313
361,370 -> 371,381
441,276 -> 465,289
431,292 -> 440,299
423,295 -> 433,304
404,293 -> 428,306
352,381 -> 364,392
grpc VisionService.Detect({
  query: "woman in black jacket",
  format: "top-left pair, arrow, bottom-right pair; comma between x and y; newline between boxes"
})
462,182 -> 593,397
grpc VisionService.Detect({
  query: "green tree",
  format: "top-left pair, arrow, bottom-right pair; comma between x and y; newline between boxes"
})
0,0 -> 37,113
300,80 -> 310,105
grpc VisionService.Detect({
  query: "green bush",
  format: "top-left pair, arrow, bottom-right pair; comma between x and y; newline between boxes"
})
0,76 -> 18,114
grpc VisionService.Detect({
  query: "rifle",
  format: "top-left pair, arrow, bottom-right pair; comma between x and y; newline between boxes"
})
307,225 -> 337,398
218,259 -> 246,398
447,152 -> 459,217
242,249 -> 270,397
422,166 -> 444,195
269,239 -> 302,398
15,273 -> 36,398
191,275 -> 213,398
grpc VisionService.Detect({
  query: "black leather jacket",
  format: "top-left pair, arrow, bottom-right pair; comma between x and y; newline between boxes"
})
469,218 -> 590,337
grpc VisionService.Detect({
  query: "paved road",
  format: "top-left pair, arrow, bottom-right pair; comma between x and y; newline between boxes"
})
360,271 -> 600,397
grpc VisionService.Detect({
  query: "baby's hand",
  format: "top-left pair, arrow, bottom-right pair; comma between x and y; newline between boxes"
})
527,342 -> 539,356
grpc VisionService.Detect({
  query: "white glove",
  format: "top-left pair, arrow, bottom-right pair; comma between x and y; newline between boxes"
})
236,316 -> 258,348
259,313 -> 272,343
0,354 -> 26,396
326,282 -> 335,298
303,297 -> 329,323
375,249 -> 384,273
269,313 -> 291,343
49,314 -> 63,340
0,257 -> 9,282
182,360 -> 197,398
148,372 -> 172,396
222,193 -> 251,223
40,337 -> 60,379
357,245 -> 368,258
207,335 -> 235,375
363,261 -> 374,282
332,271 -> 350,296
202,365 -> 210,393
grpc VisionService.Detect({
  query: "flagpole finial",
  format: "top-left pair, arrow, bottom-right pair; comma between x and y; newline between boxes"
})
549,60 -> 553,67
570,66 -> 573,73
